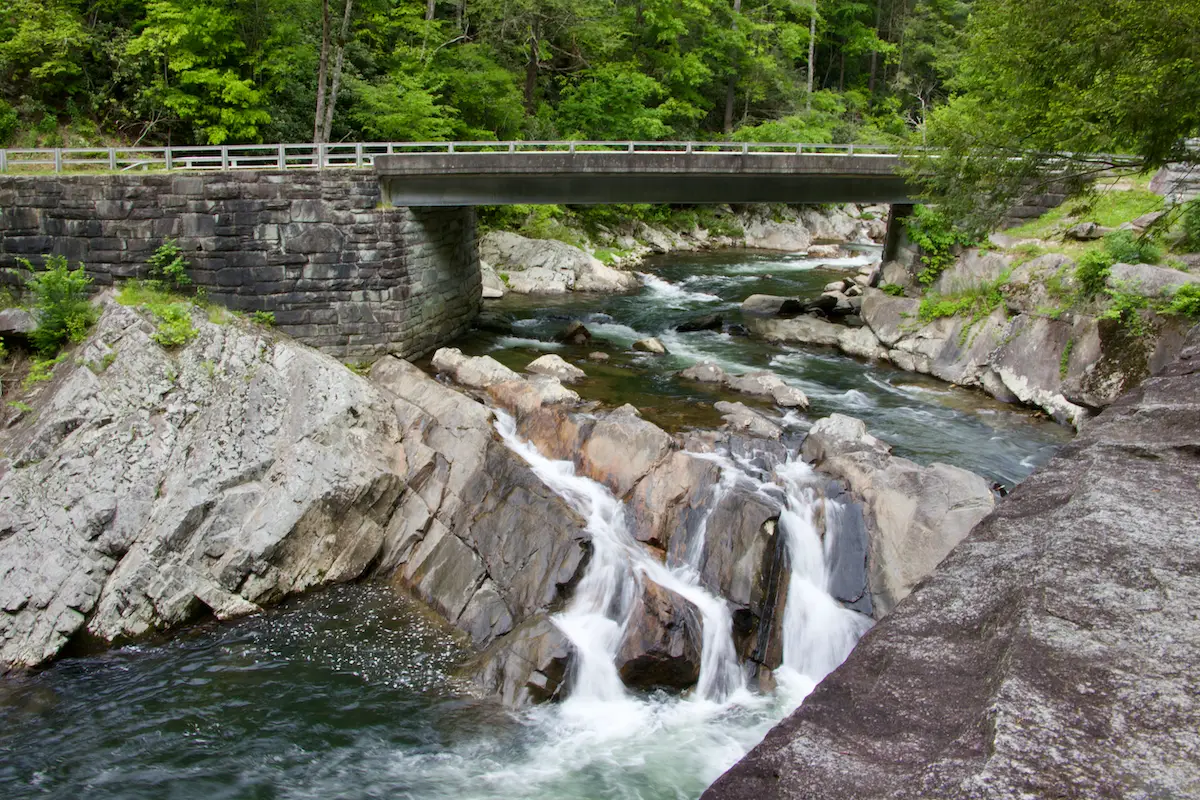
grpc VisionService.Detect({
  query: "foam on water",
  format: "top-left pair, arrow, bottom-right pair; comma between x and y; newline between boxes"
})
639,272 -> 724,307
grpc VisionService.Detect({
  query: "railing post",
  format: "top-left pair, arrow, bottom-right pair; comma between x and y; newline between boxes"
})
165,147 -> 173,171
0,149 -> 7,173
741,143 -> 749,155
221,145 -> 229,170
627,141 -> 634,153
508,142 -> 515,153
278,143 -> 285,169
55,148 -> 63,173
356,142 -> 363,167
686,142 -> 693,154
448,142 -> 455,153
569,142 -> 576,154
848,144 -> 855,155
108,147 -> 117,171
318,143 -> 326,168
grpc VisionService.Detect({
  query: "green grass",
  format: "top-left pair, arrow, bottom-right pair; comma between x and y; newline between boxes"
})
917,271 -> 1011,345
116,281 -> 198,348
1005,188 -> 1165,240
21,352 -> 68,390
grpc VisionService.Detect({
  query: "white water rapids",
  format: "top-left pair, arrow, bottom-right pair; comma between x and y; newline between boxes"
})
401,411 -> 874,798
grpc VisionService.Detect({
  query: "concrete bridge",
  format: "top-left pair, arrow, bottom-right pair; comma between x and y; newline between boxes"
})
0,141 -> 920,359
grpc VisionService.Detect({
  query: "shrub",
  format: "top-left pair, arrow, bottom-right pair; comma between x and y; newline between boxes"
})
0,338 -> 6,362
251,310 -> 276,326
1099,290 -> 1149,336
880,283 -> 906,296
1163,283 -> 1200,317
21,353 -> 68,390
1075,249 -> 1115,297
23,256 -> 98,355
1102,230 -> 1160,265
147,240 -> 192,290
149,303 -> 198,348
904,205 -> 976,286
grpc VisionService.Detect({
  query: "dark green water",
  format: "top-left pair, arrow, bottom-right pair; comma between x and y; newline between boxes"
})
1,250 -> 1071,800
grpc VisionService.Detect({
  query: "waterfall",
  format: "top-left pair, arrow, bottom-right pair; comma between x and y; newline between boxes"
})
774,460 -> 873,692
493,411 -> 744,704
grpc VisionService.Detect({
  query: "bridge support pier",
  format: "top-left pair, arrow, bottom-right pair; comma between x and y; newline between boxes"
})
882,203 -> 915,265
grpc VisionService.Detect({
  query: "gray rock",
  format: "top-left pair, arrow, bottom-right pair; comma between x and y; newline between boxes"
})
560,320 -> 592,345
472,615 -> 573,707
1064,221 -> 1108,240
430,347 -> 522,389
743,219 -> 812,252
480,231 -> 638,294
746,315 -> 844,347
676,314 -> 724,333
715,401 -> 782,440
0,308 -> 36,336
525,354 -> 586,383
837,326 -> 886,361
860,291 -> 919,347
578,407 -> 673,498
587,351 -> 609,362
632,337 -> 668,354
801,414 -> 891,463
1002,253 -> 1076,315
990,315 -> 1088,426
741,294 -> 794,316
680,362 -> 727,384
1107,262 -> 1200,298
725,371 -> 809,409
880,261 -> 912,289
931,249 -> 1013,295
479,259 -> 507,299
703,327 -> 1200,800
616,580 -> 703,690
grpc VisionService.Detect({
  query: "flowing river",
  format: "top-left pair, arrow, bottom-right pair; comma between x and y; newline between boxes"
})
0,249 -> 1070,799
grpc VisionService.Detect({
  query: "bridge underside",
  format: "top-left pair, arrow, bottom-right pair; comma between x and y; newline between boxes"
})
376,152 -> 915,207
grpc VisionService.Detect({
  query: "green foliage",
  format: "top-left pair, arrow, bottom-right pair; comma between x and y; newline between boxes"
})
914,0 -> 1200,231
251,310 -> 275,326
147,239 -> 192,290
0,285 -> 17,309
880,283 -> 906,296
1099,289 -> 1150,336
21,352 -> 68,390
1162,284 -> 1200,318
22,256 -> 97,355
1102,230 -> 1160,266
1059,338 -> 1074,379
905,205 -> 976,285
0,338 -> 6,362
149,302 -> 198,347
349,74 -> 456,142
8,400 -> 33,414
555,63 -> 679,141
1182,200 -> 1200,252
1075,250 -> 1115,298
0,98 -> 16,145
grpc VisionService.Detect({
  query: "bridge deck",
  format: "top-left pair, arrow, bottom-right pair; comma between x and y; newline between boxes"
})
376,150 -> 913,206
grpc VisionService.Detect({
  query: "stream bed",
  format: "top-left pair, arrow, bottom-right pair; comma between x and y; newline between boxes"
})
0,249 -> 1071,800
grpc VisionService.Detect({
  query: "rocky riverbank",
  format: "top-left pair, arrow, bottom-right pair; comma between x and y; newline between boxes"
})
477,203 -> 887,298
740,249 -> 1198,427
1,291 -> 992,713
703,321 -> 1200,800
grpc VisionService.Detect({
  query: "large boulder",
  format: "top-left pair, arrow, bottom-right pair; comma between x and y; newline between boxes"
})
633,337 -> 668,354
746,315 -> 844,347
741,295 -> 796,316
715,401 -> 783,440
472,615 -> 573,706
743,219 -> 812,252
803,415 -> 994,617
724,371 -> 810,408
431,347 -> 521,389
525,353 -> 586,383
861,291 -> 919,347
479,231 -> 638,294
1107,262 -> 1200,298
931,249 -> 1013,295
629,452 -> 723,551
579,406 -> 673,497
703,326 -> 1200,800
616,580 -> 703,690
1002,253 -> 1076,315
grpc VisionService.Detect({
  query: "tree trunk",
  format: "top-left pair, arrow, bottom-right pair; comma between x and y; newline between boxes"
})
722,0 -> 743,134
426,0 -> 435,21
313,0 -> 332,143
524,23 -> 539,114
321,0 -> 354,143
806,2 -> 816,112
868,0 -> 882,98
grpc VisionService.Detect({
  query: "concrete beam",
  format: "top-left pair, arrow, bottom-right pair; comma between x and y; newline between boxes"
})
376,152 -> 916,206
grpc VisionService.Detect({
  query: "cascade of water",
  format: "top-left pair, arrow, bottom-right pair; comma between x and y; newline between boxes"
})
493,411 -> 745,704
774,460 -> 873,689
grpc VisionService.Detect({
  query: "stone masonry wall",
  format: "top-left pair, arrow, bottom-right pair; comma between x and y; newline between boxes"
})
0,171 -> 481,360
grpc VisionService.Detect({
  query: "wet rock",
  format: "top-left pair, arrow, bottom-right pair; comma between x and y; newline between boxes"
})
472,614 -> 574,707
715,402 -> 782,440
560,320 -> 592,345
616,580 -> 703,690
703,329 -> 1200,800
688,487 -> 781,613
632,337 -> 668,354
741,294 -> 794,316
431,347 -> 521,389
525,354 -> 586,383
725,371 -> 809,409
746,315 -> 843,347
579,406 -> 672,497
805,293 -> 842,315
801,414 -> 891,463
487,376 -> 581,416
676,314 -> 724,333
823,280 -> 849,293
680,362 -> 727,384
1107,262 -> 1200,298
629,452 -> 722,551
587,351 -> 609,362
803,414 -> 994,617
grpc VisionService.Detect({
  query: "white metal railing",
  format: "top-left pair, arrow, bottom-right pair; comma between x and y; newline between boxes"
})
0,141 -> 904,174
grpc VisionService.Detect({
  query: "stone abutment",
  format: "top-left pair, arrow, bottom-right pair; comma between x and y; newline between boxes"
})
0,171 -> 481,360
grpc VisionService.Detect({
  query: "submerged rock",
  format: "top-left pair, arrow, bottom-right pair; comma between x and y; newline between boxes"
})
676,314 -> 724,333
560,320 -> 592,345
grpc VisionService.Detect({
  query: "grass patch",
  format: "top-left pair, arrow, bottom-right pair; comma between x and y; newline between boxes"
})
1006,188 -> 1165,241
917,271 -> 1011,345
1059,338 -> 1075,379
116,281 -> 198,348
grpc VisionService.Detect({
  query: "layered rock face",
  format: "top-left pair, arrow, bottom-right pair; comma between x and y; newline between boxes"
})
747,249 -> 1197,427
703,325 -> 1200,799
0,298 -> 589,698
